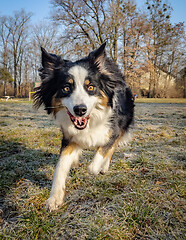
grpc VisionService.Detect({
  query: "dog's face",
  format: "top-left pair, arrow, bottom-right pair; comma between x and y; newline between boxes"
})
55,65 -> 101,130
37,43 -> 111,130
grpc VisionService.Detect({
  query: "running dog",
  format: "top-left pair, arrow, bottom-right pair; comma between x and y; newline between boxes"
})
34,43 -> 134,211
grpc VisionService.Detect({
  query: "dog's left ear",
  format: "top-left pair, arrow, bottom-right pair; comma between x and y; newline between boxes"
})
88,42 -> 106,70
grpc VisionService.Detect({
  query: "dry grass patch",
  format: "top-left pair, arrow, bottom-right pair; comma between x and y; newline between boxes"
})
0,100 -> 185,239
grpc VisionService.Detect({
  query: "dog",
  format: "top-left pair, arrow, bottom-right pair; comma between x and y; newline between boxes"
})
34,43 -> 134,211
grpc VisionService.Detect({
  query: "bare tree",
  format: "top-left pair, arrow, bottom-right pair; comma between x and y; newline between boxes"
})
51,0 -> 108,53
29,21 -> 63,87
145,0 -> 172,97
119,2 -> 148,89
51,0 -> 147,71
5,9 -> 32,96
32,21 -> 61,53
0,16 -> 11,95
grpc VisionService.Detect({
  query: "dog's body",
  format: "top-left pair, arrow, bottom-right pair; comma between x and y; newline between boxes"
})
34,43 -> 134,211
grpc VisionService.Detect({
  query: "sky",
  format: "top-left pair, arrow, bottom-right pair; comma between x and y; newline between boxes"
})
0,0 -> 185,25
0,0 -> 52,23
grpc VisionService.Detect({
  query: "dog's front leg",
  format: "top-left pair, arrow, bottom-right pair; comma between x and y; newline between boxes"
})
88,144 -> 116,175
88,134 -> 120,175
46,143 -> 82,211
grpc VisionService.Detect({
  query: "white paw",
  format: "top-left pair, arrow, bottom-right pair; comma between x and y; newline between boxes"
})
88,163 -> 101,175
46,191 -> 65,212
100,159 -> 110,174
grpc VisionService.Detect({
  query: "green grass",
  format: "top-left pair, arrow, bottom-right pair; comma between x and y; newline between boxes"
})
0,100 -> 185,239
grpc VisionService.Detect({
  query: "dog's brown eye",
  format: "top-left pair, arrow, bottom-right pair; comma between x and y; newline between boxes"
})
88,85 -> 94,91
63,86 -> 70,92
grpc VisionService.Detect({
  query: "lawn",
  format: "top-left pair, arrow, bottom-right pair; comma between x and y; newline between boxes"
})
0,100 -> 185,239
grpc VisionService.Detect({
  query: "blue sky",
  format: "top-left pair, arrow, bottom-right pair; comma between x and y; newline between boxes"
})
0,0 -> 52,23
0,0 -> 185,25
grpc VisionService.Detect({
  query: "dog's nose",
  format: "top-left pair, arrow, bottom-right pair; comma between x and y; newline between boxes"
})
73,104 -> 87,116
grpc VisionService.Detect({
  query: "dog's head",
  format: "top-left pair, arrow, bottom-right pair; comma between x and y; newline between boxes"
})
34,43 -> 124,130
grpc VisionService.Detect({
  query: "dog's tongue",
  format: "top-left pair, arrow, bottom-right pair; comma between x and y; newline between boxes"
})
67,111 -> 89,130
74,116 -> 86,127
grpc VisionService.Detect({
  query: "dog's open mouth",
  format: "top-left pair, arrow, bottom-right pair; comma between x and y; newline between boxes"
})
67,111 -> 89,130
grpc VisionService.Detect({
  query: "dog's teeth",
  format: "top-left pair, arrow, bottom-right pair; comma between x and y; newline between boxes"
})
67,109 -> 89,130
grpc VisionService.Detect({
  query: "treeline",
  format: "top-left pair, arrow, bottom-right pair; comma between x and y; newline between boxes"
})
0,0 -> 185,98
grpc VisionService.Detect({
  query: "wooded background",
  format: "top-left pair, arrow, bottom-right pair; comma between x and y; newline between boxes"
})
0,0 -> 185,98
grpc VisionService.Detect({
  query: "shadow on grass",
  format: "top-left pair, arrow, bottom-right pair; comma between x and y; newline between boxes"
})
0,138 -> 58,222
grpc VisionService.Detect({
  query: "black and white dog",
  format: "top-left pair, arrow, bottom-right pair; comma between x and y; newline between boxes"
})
34,43 -> 134,211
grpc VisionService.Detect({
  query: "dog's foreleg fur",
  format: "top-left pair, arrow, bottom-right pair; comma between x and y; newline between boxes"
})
46,143 -> 82,211
88,134 -> 121,175
88,150 -> 105,175
88,144 -> 116,175
100,145 -> 116,174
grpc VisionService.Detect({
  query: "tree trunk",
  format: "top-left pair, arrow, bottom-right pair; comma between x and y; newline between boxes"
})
14,61 -> 17,97
3,82 -> 7,96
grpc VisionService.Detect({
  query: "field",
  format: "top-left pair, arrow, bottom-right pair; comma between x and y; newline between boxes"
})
0,100 -> 185,239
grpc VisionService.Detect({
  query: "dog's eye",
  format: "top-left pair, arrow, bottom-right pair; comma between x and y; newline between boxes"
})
63,86 -> 71,92
87,85 -> 95,91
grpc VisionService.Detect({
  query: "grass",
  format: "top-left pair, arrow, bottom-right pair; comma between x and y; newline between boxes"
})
0,99 -> 185,239
135,98 -> 186,103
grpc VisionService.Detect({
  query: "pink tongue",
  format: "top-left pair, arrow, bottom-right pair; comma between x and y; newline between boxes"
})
75,117 -> 86,126
67,110 -> 88,129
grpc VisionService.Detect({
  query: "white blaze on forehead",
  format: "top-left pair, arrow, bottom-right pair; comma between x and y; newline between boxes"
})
68,65 -> 88,85
68,65 -> 89,105
62,65 -> 98,117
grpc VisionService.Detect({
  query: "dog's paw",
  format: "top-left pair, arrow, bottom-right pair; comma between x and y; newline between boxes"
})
46,192 -> 64,212
88,163 -> 101,175
100,160 -> 110,174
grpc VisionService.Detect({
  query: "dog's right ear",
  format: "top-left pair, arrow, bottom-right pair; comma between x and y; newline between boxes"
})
88,42 -> 106,65
41,47 -> 59,70
88,43 -> 108,74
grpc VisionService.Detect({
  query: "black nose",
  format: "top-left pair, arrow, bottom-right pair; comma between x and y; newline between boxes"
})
73,104 -> 87,116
